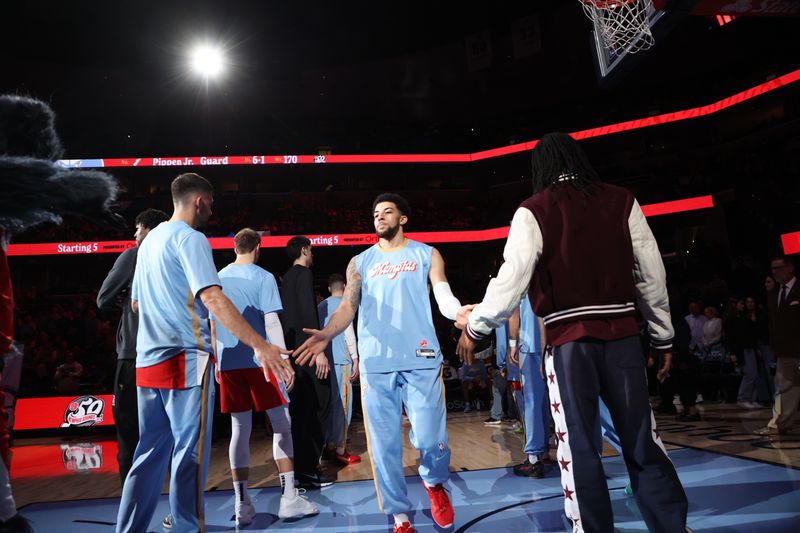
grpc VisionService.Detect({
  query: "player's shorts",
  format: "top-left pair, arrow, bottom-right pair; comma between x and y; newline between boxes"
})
219,367 -> 287,413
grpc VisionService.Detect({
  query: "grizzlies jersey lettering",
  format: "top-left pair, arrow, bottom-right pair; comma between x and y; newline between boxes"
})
355,239 -> 441,373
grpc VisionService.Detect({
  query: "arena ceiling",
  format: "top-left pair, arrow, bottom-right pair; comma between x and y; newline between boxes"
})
1,1 -> 797,157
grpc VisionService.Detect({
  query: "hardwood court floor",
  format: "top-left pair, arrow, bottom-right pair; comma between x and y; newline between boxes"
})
10,401 -> 799,509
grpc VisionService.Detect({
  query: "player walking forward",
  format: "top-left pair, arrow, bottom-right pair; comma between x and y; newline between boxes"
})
296,193 -> 470,533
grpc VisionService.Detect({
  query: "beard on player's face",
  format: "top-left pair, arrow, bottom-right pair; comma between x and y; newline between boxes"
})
376,222 -> 400,240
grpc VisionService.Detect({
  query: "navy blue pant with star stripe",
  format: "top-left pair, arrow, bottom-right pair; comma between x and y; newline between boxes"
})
545,336 -> 687,533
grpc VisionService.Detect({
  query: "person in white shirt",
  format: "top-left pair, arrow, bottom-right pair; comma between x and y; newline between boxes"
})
702,306 -> 723,351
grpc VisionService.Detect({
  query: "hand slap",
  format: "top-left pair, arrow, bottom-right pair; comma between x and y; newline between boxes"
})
454,303 -> 477,331
255,344 -> 294,384
294,327 -> 331,366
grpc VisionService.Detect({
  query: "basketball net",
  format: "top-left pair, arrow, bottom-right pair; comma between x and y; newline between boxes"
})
580,0 -> 655,56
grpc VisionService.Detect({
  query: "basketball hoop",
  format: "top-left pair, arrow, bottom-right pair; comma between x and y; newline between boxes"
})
580,0 -> 655,56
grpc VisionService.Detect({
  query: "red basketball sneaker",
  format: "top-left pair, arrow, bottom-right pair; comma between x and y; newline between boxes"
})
335,449 -> 362,465
424,483 -> 454,528
393,521 -> 415,533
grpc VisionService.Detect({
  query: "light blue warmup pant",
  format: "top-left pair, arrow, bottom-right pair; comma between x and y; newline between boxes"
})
116,366 -> 215,533
361,367 -> 450,515
520,350 -> 550,458
490,370 -> 507,420
326,362 -> 354,449
512,385 -> 524,422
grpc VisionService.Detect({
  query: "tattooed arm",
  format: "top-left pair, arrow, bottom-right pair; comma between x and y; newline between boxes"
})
294,256 -> 362,366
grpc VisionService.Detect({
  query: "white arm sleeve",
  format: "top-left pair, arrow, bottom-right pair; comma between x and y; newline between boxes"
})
264,312 -> 288,358
344,323 -> 358,358
432,282 -> 462,321
629,199 -> 674,350
467,208 -> 542,339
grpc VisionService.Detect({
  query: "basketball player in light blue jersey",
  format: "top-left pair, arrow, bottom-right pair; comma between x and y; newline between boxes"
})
117,173 -> 293,533
508,295 -> 550,479
213,228 -> 317,526
295,193 -> 471,533
318,273 -> 362,466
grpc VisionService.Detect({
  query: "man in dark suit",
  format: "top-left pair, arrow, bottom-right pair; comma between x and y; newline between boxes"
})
756,256 -> 800,435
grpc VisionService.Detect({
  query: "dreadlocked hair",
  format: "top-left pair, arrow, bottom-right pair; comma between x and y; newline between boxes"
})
530,132 -> 600,199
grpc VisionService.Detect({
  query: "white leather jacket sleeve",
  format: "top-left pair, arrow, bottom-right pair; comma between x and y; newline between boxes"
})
629,199 -> 674,350
467,208 -> 542,340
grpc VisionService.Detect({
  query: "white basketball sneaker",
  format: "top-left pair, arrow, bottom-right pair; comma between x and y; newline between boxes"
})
235,500 -> 256,526
278,488 -> 319,519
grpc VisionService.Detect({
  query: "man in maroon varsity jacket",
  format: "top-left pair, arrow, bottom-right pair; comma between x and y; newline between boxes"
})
456,132 -> 688,533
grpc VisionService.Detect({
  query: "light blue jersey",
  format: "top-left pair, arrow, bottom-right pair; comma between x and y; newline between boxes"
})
131,221 -> 220,374
318,295 -> 350,365
519,295 -> 542,354
355,239 -> 441,373
518,295 -> 548,457
122,220 -> 218,532
215,263 -> 282,371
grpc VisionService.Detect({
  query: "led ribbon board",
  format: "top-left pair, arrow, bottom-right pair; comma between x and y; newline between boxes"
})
7,196 -> 715,257
55,69 -> 800,169
781,232 -> 800,255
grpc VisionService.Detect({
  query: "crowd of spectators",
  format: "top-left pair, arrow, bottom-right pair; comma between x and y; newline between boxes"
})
13,290 -> 116,398
650,268 -> 779,422
12,191 -> 505,244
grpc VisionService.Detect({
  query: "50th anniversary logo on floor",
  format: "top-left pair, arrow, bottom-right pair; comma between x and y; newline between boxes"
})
60,395 -> 106,427
60,443 -> 104,471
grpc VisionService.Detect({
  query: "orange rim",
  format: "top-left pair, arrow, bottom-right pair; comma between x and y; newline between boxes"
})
582,0 -> 637,8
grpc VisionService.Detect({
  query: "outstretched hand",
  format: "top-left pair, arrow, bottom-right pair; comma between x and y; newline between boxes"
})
294,328 -> 331,366
254,343 -> 294,384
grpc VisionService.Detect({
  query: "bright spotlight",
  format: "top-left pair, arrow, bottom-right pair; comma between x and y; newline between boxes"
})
190,45 -> 224,78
